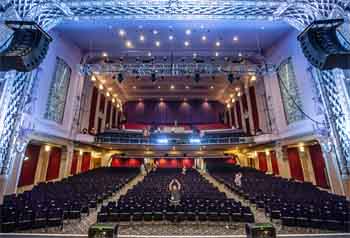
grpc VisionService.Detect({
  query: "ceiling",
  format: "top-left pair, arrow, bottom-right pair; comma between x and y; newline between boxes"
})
55,19 -> 292,57
55,19 -> 292,102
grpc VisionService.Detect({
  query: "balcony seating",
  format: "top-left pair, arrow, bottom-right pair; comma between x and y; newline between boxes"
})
0,167 -> 138,232
208,165 -> 350,231
97,168 -> 254,224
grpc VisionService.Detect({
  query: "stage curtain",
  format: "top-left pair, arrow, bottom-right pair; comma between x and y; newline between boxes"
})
225,157 -> 237,165
88,86 -> 98,132
287,147 -> 304,181
18,144 -> 41,187
81,152 -> 91,172
309,144 -> 329,188
258,152 -> 268,172
70,150 -> 78,175
249,86 -> 260,131
235,102 -> 243,129
46,147 -> 62,181
270,150 -> 279,175
111,158 -> 143,168
181,158 -> 194,168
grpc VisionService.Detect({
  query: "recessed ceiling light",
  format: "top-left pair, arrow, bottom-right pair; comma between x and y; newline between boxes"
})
147,51 -> 152,57
139,35 -> 145,42
233,36 -> 239,42
170,85 -> 175,90
210,85 -> 214,89
184,41 -> 189,47
185,29 -> 191,35
185,85 -> 189,89
153,29 -> 158,35
238,52 -> 242,57
215,41 -> 221,47
102,52 -> 108,57
125,40 -> 132,48
215,52 -> 219,57
169,35 -> 174,40
201,35 -> 207,41
119,29 -> 125,36
155,41 -> 160,47
158,85 -> 161,89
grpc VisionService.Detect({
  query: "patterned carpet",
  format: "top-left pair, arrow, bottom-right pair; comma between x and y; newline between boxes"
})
18,171 -> 349,236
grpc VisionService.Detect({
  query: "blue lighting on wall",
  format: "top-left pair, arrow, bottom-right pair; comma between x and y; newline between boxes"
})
157,138 -> 169,144
189,138 -> 201,144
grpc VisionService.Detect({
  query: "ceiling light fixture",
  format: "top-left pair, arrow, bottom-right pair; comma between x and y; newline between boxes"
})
91,75 -> 96,81
185,29 -> 191,35
169,35 -> 174,40
118,29 -> 125,36
155,41 -> 160,47
170,84 -> 175,90
153,29 -> 158,35
185,85 -> 189,89
125,40 -> 132,48
215,41 -> 221,47
201,35 -> 207,41
210,85 -> 214,89
233,36 -> 239,42
184,41 -> 189,47
147,51 -> 152,57
251,75 -> 257,81
102,52 -> 108,57
215,52 -> 219,57
139,35 -> 145,42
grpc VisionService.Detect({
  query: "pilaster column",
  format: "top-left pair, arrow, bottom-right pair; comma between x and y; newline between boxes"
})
275,145 -> 291,179
266,151 -> 273,174
245,86 -> 255,134
34,145 -> 49,184
76,153 -> 83,174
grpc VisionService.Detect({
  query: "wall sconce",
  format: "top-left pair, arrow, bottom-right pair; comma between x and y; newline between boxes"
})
265,149 -> 270,156
44,145 -> 51,152
298,143 -> 305,152
79,150 -> 83,156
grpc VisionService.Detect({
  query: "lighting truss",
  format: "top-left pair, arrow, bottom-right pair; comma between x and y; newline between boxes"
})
81,62 -> 272,77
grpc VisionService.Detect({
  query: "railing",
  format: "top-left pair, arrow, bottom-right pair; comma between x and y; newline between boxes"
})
95,135 -> 253,145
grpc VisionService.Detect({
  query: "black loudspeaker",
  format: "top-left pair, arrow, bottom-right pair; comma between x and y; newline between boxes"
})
0,21 -> 52,72
88,223 -> 118,238
297,18 -> 350,70
246,223 -> 276,238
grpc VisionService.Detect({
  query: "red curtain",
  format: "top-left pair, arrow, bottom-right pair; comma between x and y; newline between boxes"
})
224,157 -> 237,165
18,144 -> 41,187
235,101 -> 242,129
287,147 -> 304,181
89,86 -> 98,133
70,151 -> 78,175
249,86 -> 260,132
309,144 -> 329,188
111,158 -> 144,167
155,158 -> 194,168
81,152 -> 91,172
270,150 -> 279,175
46,147 -> 62,181
180,158 -> 194,168
258,152 -> 268,172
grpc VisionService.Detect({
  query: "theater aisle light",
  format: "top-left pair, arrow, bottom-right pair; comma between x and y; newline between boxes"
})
45,145 -> 51,152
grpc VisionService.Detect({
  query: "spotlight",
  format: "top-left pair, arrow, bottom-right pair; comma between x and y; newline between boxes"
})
194,73 -> 201,83
117,73 -> 124,83
151,73 -> 157,82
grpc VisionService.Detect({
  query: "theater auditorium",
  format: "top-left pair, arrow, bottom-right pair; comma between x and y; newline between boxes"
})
0,1 -> 350,238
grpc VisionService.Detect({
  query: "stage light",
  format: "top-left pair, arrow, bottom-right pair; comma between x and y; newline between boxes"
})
106,92 -> 111,97
157,138 -> 169,144
117,73 -> 124,83
226,104 -> 231,108
238,52 -> 242,57
112,98 -> 116,103
265,149 -> 270,155
193,52 -> 197,58
194,73 -> 201,83
151,73 -> 157,82
158,85 -> 161,89
298,143 -> 305,152
190,138 -> 201,144
231,98 -> 235,103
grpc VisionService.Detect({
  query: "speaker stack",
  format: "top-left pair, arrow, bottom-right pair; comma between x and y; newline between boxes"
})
298,18 -> 350,70
0,21 -> 52,72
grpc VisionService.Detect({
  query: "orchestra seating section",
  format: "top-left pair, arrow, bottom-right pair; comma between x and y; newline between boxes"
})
0,168 -> 139,232
97,168 -> 254,223
208,165 -> 350,232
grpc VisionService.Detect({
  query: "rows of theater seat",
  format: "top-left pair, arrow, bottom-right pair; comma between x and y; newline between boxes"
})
209,165 -> 350,231
97,168 -> 254,223
0,167 -> 138,232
